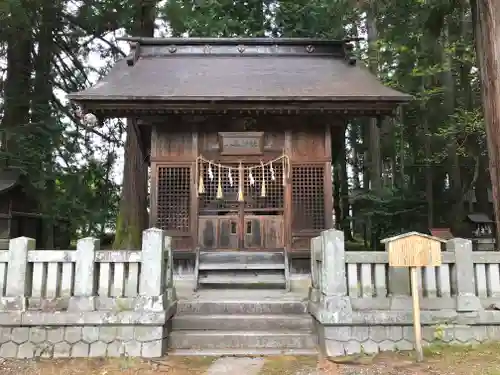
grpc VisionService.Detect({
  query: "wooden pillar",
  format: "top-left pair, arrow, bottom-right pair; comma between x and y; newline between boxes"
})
324,124 -> 333,230
191,130 -> 199,249
149,162 -> 158,227
284,130 -> 293,250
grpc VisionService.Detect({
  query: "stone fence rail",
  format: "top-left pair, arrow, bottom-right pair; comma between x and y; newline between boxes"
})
309,229 -> 500,357
0,228 -> 176,359
0,228 -> 174,312
310,232 -> 500,312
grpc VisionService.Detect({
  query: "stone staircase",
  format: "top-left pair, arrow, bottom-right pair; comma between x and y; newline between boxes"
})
194,250 -> 290,290
168,295 -> 318,355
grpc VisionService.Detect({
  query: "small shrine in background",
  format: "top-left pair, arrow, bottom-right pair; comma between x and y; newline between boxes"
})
0,168 -> 70,249
465,213 -> 496,251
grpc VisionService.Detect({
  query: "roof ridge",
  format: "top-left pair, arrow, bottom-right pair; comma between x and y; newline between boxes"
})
118,37 -> 361,47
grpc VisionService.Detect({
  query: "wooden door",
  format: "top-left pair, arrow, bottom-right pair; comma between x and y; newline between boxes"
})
243,215 -> 284,250
198,215 -> 239,250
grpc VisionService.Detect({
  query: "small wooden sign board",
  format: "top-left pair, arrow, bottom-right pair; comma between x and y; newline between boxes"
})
381,232 -> 445,362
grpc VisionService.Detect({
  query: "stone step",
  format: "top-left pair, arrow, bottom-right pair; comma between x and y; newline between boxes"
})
198,270 -> 285,286
172,314 -> 314,331
176,300 -> 308,315
168,330 -> 317,350
168,348 -> 318,356
198,263 -> 285,270
199,251 -> 284,265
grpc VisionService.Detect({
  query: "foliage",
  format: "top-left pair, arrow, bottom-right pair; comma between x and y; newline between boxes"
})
0,0 -> 492,245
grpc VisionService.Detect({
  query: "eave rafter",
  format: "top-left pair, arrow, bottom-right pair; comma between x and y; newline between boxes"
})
76,100 -> 403,119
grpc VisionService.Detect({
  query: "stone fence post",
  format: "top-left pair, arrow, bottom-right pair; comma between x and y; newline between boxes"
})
447,238 -> 482,312
164,235 -> 175,301
69,237 -> 99,311
309,229 -> 352,324
2,237 -> 35,310
137,228 -> 166,311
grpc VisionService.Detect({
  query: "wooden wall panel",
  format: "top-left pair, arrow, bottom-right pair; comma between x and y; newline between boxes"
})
151,126 -> 193,160
171,236 -> 193,251
291,130 -> 326,160
198,131 -> 285,158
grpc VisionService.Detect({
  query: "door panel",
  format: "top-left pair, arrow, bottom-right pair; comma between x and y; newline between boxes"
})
199,217 -> 216,249
264,216 -> 284,248
243,215 -> 284,249
219,217 -> 239,249
199,214 -> 283,250
244,218 -> 262,248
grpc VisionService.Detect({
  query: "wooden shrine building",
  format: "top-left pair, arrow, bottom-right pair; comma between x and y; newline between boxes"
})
69,37 -> 410,256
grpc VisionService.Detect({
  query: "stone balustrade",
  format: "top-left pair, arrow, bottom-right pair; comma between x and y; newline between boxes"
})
309,228 -> 500,357
0,228 -> 175,359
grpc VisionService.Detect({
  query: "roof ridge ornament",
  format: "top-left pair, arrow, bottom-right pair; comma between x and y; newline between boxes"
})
126,42 -> 141,66
343,42 -> 356,66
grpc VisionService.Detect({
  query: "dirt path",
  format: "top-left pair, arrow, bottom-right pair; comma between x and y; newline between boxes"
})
1,343 -> 500,375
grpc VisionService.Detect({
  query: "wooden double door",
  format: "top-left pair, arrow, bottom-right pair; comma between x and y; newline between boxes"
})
198,210 -> 284,250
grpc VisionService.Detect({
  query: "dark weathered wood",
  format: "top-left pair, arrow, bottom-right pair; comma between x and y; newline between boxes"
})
324,125 -> 334,230
149,162 -> 158,226
81,101 -> 402,118
191,130 -> 199,249
150,117 -> 345,252
219,132 -> 264,155
284,131 -> 293,252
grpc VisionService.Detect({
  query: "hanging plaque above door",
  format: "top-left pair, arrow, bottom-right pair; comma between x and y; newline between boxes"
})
219,132 -> 264,155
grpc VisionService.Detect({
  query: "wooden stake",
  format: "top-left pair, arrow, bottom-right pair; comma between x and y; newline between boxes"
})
410,266 -> 424,362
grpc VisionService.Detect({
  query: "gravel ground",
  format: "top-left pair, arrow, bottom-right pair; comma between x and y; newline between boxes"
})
0,344 -> 499,375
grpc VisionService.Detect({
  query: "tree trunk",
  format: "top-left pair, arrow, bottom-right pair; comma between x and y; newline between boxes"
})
421,80 -> 434,228
470,0 -> 500,241
1,4 -> 33,166
366,1 -> 381,248
113,1 -> 156,249
32,0 -> 59,248
366,4 -> 382,192
476,156 -> 491,214
442,19 -> 465,233
113,119 -> 149,249
339,125 -> 353,240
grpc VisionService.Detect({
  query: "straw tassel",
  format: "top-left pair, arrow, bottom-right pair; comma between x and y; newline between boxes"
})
198,161 -> 205,195
228,167 -> 233,187
238,162 -> 244,201
208,161 -> 214,181
282,156 -> 287,186
216,164 -> 223,199
260,161 -> 266,197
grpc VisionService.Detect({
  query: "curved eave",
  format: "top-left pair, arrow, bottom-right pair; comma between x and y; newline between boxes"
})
71,97 -> 412,118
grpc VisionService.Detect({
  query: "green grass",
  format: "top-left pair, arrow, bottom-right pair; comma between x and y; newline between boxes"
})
258,356 -> 318,375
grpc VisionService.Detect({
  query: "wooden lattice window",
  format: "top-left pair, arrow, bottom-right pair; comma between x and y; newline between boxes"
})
243,163 -> 284,210
157,166 -> 191,232
291,165 -> 325,230
199,163 -> 284,212
199,165 -> 240,211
